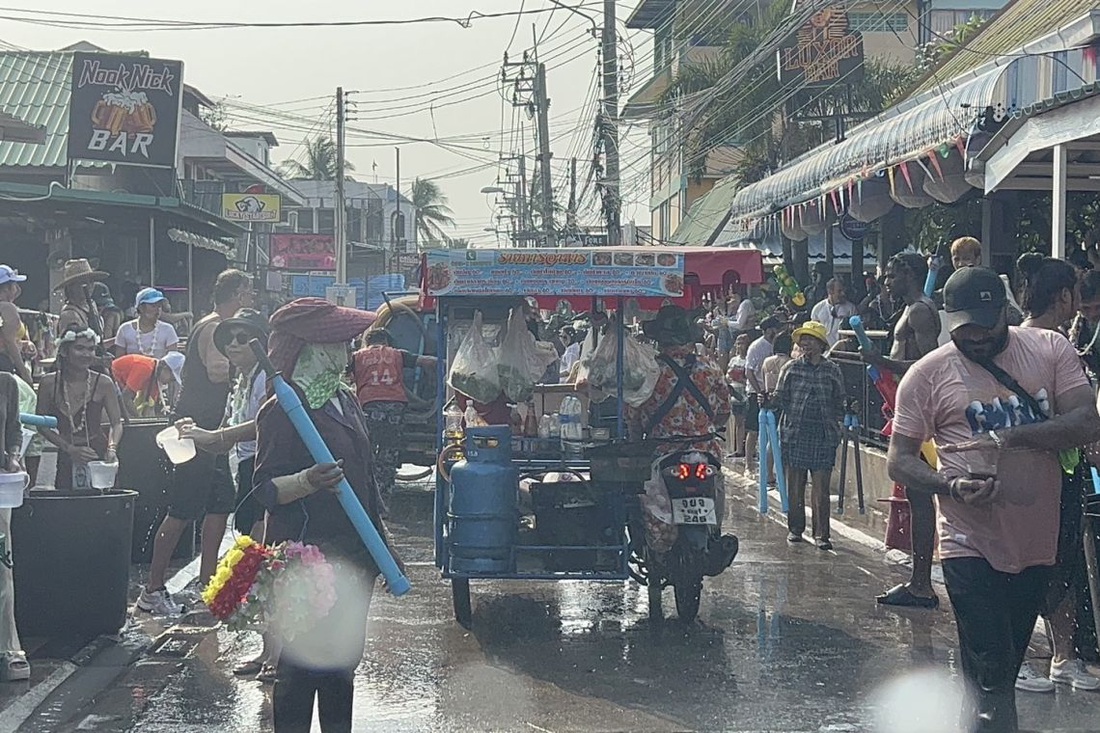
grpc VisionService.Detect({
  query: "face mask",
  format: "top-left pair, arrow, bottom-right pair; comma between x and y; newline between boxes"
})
294,343 -> 350,409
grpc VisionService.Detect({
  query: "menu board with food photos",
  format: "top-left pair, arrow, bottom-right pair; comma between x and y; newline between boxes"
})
424,248 -> 685,297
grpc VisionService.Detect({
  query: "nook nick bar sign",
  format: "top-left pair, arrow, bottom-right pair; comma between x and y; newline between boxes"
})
67,52 -> 184,168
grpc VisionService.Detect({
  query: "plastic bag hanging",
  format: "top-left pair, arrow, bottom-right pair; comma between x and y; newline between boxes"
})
497,308 -> 558,403
447,311 -> 501,404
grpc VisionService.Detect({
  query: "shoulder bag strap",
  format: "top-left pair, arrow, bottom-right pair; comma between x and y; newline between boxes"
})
971,355 -> 1047,423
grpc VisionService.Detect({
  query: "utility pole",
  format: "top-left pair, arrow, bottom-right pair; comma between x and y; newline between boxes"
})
534,63 -> 555,248
567,157 -> 577,235
335,86 -> 347,284
601,0 -> 621,245
503,51 -> 556,248
517,155 -> 529,244
392,147 -> 403,272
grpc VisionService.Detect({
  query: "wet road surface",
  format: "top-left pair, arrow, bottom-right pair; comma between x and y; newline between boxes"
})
49,476 -> 1100,732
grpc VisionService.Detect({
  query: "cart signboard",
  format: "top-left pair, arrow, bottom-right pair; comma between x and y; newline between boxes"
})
424,248 -> 685,297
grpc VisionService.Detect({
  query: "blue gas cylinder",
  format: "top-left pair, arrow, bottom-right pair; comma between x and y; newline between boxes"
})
447,426 -> 518,574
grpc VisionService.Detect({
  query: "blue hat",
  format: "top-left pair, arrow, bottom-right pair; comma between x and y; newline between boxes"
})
135,287 -> 167,309
0,265 -> 26,286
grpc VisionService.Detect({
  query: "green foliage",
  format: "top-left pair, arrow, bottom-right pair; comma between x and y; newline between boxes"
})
279,136 -> 356,181
410,177 -> 456,246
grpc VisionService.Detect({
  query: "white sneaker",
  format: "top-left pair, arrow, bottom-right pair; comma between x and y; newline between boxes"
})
1050,659 -> 1100,691
136,587 -> 184,616
1016,661 -> 1055,693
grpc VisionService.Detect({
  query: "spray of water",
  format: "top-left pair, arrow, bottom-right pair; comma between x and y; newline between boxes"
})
869,669 -> 971,733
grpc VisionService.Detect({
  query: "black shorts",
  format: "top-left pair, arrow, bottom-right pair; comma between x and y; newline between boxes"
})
167,450 -> 236,521
744,395 -> 761,433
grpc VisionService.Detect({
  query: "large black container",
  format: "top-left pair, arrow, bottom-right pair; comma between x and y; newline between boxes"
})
117,419 -> 194,562
12,489 -> 136,638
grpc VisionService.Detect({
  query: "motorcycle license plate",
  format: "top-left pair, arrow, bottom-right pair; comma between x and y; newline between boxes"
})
672,497 -> 716,525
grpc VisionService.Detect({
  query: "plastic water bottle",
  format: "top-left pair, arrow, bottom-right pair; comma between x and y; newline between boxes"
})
559,397 -> 573,453
561,396 -> 584,459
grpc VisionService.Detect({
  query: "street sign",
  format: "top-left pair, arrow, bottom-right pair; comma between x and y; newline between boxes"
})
325,285 -> 358,308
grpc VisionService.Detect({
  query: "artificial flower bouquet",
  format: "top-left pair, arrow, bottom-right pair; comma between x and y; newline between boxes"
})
203,536 -> 337,638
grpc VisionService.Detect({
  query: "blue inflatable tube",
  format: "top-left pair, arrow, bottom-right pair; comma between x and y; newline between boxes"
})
19,414 -> 56,428
252,342 -> 410,597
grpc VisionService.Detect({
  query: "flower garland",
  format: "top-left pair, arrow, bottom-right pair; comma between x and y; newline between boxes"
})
203,535 -> 337,637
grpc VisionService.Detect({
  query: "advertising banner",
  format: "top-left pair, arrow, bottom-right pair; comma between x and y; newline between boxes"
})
270,234 -> 336,271
222,193 -> 281,223
424,248 -> 685,297
67,52 -> 183,168
288,274 -> 366,309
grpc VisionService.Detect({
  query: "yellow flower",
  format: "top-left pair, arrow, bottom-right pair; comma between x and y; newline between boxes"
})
235,536 -> 254,550
225,548 -> 244,568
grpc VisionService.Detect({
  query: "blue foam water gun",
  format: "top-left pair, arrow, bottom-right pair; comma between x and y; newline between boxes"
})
849,315 -> 875,353
19,414 -> 56,428
1091,466 -> 1100,495
250,340 -> 411,597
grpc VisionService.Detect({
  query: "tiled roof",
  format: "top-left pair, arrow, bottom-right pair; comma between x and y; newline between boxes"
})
0,52 -> 71,168
912,0 -> 1098,94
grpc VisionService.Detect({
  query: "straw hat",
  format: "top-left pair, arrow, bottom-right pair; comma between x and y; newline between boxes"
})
54,259 -> 108,291
792,320 -> 829,347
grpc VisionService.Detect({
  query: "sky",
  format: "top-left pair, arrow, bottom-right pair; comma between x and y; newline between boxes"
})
3,1 -> 653,246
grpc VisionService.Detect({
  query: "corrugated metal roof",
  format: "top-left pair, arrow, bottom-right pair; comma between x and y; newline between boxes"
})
0,52 -> 71,168
669,175 -> 740,245
913,0 -> 1097,94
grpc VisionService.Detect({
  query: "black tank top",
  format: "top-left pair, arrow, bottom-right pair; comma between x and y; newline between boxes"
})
174,316 -> 229,429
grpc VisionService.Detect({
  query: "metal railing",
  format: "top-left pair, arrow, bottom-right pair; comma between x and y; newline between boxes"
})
831,328 -> 893,450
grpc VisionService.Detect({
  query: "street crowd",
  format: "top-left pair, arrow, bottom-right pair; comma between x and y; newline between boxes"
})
0,237 -> 1096,731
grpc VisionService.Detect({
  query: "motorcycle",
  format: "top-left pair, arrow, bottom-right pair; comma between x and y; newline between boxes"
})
629,447 -> 739,623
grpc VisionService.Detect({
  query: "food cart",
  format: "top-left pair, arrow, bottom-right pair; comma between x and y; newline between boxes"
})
423,247 -> 764,626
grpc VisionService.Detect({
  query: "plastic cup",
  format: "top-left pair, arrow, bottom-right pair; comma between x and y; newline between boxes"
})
155,426 -> 196,465
18,428 -> 33,458
87,460 -> 119,489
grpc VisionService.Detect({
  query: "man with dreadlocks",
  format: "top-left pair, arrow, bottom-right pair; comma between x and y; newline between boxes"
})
35,326 -> 122,490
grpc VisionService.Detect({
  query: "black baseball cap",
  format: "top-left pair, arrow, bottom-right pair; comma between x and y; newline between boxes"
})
759,316 -> 782,331
943,266 -> 1006,332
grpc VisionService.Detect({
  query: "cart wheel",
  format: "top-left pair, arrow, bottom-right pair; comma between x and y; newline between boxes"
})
452,578 -> 472,628
647,580 -> 663,622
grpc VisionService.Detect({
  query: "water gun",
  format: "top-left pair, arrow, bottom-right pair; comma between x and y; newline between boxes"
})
924,252 -> 942,299
19,414 -> 56,428
249,340 -> 411,597
772,264 -> 806,308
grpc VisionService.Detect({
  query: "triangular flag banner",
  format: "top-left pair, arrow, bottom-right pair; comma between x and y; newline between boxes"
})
900,161 -> 914,192
830,188 -> 840,211
915,157 -> 935,181
887,166 -> 897,196
856,178 -> 863,202
928,151 -> 944,181
956,137 -> 967,160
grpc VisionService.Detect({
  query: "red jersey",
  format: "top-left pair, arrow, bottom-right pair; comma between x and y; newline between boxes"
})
353,345 -> 412,405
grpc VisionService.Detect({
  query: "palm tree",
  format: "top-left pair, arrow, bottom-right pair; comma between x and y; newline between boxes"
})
410,177 -> 455,246
279,136 -> 356,181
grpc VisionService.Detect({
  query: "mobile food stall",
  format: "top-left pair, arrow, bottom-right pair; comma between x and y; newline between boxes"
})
423,247 -> 763,626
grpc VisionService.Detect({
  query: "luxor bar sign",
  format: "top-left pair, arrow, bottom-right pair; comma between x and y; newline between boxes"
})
67,52 -> 184,168
777,6 -> 864,87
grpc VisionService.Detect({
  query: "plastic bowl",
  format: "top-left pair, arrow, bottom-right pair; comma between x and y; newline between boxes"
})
0,472 -> 29,508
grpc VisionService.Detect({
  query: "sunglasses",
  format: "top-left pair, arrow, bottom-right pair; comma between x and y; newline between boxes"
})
227,332 -> 253,346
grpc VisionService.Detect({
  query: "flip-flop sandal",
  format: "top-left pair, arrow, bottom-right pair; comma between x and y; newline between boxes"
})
233,659 -> 263,677
876,583 -> 939,609
0,652 -> 29,682
256,663 -> 278,684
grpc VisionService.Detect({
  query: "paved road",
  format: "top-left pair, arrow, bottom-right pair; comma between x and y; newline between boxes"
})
35,475 -> 1100,732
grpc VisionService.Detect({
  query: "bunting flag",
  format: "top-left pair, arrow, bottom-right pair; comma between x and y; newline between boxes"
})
856,178 -> 863,203
899,161 -> 914,192
956,137 -> 967,161
887,166 -> 897,196
914,157 -> 935,182
927,151 -> 944,181
850,177 -> 857,203
830,188 -> 840,212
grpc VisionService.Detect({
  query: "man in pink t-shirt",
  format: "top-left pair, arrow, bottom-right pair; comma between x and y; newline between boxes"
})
889,267 -> 1100,733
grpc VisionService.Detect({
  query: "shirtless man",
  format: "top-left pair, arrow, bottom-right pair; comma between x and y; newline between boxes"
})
863,252 -> 942,608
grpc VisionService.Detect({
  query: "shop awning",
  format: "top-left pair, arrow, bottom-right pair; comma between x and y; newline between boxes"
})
728,66 -> 1008,221
668,176 -> 740,246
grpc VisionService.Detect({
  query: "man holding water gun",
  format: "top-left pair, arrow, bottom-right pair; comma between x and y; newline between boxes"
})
861,252 -> 942,609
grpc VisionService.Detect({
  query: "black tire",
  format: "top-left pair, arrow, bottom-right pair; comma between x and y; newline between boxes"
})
674,576 -> 703,623
452,578 -> 472,628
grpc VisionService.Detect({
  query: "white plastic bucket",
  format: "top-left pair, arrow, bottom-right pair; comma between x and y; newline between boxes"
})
87,461 -> 119,489
155,426 -> 196,465
0,472 -> 30,508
